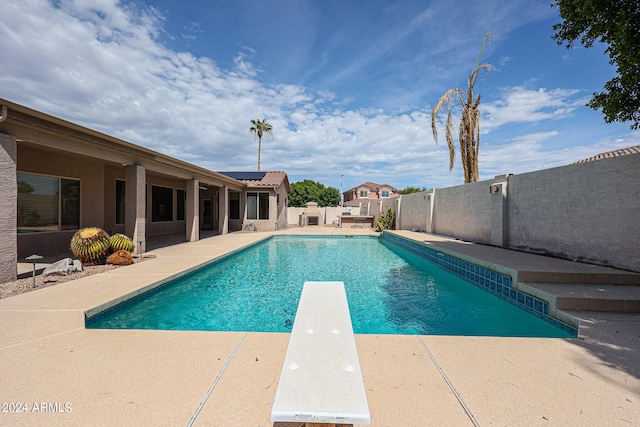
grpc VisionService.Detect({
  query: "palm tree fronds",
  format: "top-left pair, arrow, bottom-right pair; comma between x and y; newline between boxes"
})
430,33 -> 492,183
249,118 -> 273,171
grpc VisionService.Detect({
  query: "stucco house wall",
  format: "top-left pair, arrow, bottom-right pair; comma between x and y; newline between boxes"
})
275,182 -> 289,230
16,145 -> 105,259
143,174 -> 189,237
245,187 -> 285,232
0,98 -> 248,283
0,133 -> 17,283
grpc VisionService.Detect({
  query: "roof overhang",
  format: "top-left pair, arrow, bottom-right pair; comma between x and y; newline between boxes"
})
0,98 -> 245,190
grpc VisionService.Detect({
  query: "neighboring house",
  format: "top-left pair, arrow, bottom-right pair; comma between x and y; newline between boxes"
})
218,171 -> 291,232
343,181 -> 399,207
0,98 -> 290,283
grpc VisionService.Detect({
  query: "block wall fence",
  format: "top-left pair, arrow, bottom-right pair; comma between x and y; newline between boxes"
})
287,153 -> 638,272
392,154 -> 640,273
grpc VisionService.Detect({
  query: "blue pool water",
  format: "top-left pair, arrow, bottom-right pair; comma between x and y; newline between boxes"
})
86,236 -> 574,337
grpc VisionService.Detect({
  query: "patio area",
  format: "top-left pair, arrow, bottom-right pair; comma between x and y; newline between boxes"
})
1,228 -> 639,426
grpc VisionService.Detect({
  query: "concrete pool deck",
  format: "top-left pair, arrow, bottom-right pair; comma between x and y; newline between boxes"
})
1,228 -> 639,426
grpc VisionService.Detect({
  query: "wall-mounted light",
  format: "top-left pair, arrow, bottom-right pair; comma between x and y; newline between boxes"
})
490,184 -> 501,194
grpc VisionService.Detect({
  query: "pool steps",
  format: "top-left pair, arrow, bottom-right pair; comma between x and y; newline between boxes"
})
521,282 -> 640,313
383,231 -> 640,334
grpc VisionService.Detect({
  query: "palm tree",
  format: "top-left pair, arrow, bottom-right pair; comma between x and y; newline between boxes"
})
249,118 -> 273,171
431,33 -> 493,183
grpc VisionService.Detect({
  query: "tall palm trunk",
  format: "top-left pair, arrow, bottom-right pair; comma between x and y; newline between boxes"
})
257,134 -> 262,171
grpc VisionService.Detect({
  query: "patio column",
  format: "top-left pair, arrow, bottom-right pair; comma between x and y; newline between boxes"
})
425,188 -> 436,233
186,179 -> 199,242
125,165 -> 146,254
0,133 -> 17,283
490,174 -> 510,247
218,185 -> 228,235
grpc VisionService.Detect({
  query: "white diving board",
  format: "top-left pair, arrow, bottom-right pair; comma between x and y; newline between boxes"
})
271,281 -> 371,426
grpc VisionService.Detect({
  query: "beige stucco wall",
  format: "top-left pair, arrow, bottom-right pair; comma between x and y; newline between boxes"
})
275,184 -> 289,230
397,191 -> 429,231
324,206 -> 359,225
17,145 -> 105,259
287,207 -> 304,226
395,153 -> 640,272
432,179 -> 492,242
0,133 -> 17,282
244,187 -> 287,232
506,154 -> 640,271
286,206 -> 360,226
143,174 -> 188,237
103,166 -> 126,235
369,200 -> 382,225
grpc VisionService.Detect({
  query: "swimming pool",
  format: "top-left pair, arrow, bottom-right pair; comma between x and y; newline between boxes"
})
86,236 -> 575,337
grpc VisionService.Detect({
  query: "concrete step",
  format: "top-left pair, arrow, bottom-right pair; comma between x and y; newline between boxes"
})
522,282 -> 640,313
516,269 -> 640,285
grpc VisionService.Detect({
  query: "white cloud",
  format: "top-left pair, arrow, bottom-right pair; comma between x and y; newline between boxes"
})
483,87 -> 585,130
0,0 -> 634,193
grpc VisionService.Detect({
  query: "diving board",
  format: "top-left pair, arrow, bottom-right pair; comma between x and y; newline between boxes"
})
270,281 -> 371,426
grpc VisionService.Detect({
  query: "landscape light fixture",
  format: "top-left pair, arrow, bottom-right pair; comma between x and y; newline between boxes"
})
25,254 -> 43,288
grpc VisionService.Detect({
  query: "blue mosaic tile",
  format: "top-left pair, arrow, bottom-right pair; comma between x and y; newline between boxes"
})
525,295 -> 534,309
534,299 -> 543,313
381,233 -> 578,336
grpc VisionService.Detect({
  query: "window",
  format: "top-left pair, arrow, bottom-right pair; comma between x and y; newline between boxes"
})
176,189 -> 186,221
229,191 -> 240,220
17,172 -> 80,233
151,185 -> 173,222
381,191 -> 390,197
247,192 -> 269,220
359,190 -> 368,197
115,180 -> 125,224
259,192 -> 269,219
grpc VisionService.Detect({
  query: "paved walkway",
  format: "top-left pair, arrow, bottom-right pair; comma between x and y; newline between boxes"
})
1,228 -> 639,426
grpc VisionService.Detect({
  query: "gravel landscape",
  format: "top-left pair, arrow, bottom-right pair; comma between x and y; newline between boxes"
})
0,256 -> 154,300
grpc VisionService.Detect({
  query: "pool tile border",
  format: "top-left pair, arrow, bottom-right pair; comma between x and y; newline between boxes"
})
382,233 -> 578,336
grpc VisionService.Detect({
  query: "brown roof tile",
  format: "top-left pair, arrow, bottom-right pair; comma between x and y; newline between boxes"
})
574,145 -> 640,164
224,171 -> 291,193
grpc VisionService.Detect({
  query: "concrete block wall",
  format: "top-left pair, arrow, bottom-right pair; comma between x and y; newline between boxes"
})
396,191 -> 429,231
432,179 -> 492,243
0,133 -> 17,283
395,153 -> 640,273
506,155 -> 640,271
286,206 -> 360,226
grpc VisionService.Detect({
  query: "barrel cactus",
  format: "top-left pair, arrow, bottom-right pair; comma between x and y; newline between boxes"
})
110,233 -> 134,252
107,250 -> 134,266
70,227 -> 111,265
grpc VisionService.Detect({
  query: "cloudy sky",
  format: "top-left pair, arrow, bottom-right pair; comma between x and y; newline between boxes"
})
1,0 -> 638,191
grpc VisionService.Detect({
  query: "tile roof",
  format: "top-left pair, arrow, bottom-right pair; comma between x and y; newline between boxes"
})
573,145 -> 640,164
219,171 -> 291,193
344,198 -> 370,206
347,181 -> 399,192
